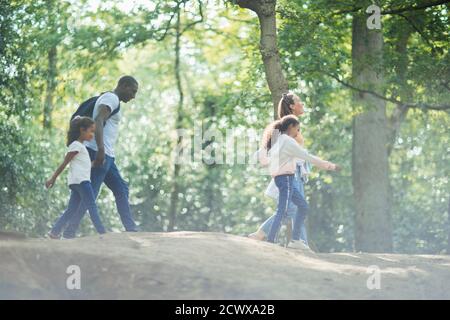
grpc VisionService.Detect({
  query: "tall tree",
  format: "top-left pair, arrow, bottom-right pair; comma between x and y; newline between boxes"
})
234,0 -> 288,118
351,0 -> 392,252
168,0 -> 204,231
43,45 -> 57,129
387,21 -> 413,155
41,0 -> 70,129
168,3 -> 184,232
448,195 -> 450,254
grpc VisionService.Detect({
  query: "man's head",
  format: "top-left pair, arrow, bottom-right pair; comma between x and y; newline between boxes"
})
115,75 -> 139,103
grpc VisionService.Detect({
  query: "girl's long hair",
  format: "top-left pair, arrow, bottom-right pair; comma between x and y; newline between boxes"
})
277,92 -> 296,118
261,115 -> 299,151
67,116 -> 94,146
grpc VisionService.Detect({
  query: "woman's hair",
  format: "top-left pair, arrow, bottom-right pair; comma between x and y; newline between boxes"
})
261,115 -> 300,150
67,116 -> 95,146
277,92 -> 297,118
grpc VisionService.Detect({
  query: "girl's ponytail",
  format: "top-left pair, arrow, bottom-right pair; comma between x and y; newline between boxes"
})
67,116 -> 94,146
261,115 -> 300,151
261,119 -> 281,151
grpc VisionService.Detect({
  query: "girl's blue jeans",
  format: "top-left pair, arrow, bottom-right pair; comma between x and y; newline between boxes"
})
267,174 -> 309,243
62,148 -> 137,238
51,181 -> 106,235
260,170 -> 308,244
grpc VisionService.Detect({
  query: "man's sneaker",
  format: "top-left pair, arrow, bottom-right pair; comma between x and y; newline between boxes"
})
46,231 -> 60,240
287,240 -> 311,251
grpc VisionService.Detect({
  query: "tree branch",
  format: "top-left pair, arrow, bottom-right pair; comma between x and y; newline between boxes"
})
382,0 -> 449,15
330,6 -> 362,16
328,73 -> 450,111
396,13 -> 439,55
330,0 -> 449,16
235,0 -> 260,12
180,0 -> 204,35
153,11 -> 177,42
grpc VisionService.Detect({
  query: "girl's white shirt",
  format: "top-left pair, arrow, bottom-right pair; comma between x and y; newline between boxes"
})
67,141 -> 91,185
267,134 -> 331,177
258,134 -> 332,199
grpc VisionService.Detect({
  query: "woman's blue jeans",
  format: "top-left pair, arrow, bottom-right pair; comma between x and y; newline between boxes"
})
266,174 -> 309,243
51,181 -> 106,235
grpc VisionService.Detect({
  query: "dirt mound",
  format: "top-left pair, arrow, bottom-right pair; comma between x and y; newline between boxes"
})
1,232 -> 449,299
0,231 -> 27,240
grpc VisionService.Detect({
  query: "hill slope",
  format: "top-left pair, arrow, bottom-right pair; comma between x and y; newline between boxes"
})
1,232 -> 449,299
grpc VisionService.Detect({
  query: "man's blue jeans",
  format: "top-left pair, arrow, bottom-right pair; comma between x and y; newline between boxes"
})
260,175 -> 308,244
62,148 -> 137,238
51,181 -> 106,235
267,174 -> 309,243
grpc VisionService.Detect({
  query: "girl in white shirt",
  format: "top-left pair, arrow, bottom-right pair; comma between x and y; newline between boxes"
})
261,115 -> 340,243
46,116 -> 106,238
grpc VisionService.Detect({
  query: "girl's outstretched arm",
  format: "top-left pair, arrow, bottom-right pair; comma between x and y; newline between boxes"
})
285,137 -> 339,171
45,151 -> 78,189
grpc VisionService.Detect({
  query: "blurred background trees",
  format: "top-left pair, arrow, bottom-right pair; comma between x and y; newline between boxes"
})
1,0 -> 448,253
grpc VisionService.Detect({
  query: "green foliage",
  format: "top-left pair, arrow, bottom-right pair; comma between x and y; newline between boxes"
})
0,0 -> 448,253
0,112 -> 67,235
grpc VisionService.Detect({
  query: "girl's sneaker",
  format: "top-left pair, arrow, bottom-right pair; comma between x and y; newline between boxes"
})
46,231 -> 60,240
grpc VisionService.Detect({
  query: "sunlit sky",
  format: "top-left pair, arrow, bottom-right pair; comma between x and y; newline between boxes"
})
67,0 -> 231,29
82,0 -> 157,13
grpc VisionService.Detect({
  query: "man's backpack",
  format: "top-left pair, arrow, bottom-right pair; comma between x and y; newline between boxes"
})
70,92 -> 120,122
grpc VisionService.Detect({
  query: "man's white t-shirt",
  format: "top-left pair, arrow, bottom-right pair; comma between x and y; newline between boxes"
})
67,141 -> 91,185
85,92 -> 121,158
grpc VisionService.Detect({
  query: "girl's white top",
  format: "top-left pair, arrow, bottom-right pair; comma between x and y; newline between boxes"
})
67,141 -> 91,185
261,134 -> 331,177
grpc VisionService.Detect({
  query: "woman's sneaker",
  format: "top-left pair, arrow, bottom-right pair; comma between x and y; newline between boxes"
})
287,240 -> 311,251
248,230 -> 265,241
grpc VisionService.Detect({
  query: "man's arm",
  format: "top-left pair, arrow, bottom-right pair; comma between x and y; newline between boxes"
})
92,104 -> 111,167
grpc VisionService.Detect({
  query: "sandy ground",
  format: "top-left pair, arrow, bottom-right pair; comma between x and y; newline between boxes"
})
1,231 -> 449,299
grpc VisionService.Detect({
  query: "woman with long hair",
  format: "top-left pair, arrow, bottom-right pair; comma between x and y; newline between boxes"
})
249,93 -> 321,249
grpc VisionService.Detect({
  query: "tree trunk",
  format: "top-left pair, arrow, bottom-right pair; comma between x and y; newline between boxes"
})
236,0 -> 288,118
43,0 -> 57,129
388,22 -> 413,155
200,97 -> 221,231
351,1 -> 392,252
168,5 -> 183,232
447,195 -> 450,254
43,46 -> 57,129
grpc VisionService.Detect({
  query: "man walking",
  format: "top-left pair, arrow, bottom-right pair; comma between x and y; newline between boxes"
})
63,75 -> 139,238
